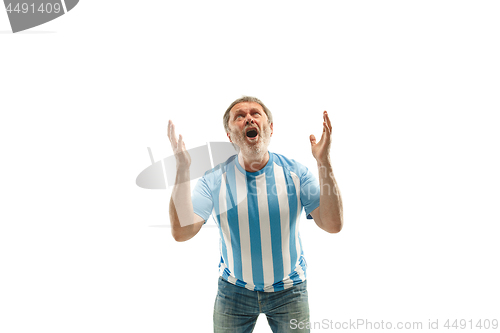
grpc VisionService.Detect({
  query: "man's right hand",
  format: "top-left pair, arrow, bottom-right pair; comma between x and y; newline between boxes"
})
168,120 -> 191,169
168,120 -> 204,240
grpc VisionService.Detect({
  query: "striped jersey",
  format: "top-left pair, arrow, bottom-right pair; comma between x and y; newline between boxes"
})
192,151 -> 320,292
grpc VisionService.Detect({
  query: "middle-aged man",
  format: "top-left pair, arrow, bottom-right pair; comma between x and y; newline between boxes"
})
168,96 -> 343,333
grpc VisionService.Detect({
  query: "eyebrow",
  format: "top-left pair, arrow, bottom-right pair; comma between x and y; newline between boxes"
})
233,108 -> 262,114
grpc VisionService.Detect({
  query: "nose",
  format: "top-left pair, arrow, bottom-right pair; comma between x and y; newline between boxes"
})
245,116 -> 255,125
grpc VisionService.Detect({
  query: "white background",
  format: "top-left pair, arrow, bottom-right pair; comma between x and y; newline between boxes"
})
1,1 -> 499,332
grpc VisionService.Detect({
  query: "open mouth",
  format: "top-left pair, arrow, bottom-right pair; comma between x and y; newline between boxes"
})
246,128 -> 258,138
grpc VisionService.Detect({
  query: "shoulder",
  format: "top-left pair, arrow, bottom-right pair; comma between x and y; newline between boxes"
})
201,154 -> 237,187
271,152 -> 309,176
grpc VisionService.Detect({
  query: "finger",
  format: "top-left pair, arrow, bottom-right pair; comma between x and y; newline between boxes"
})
323,111 -> 331,133
320,122 -> 327,141
310,134 -> 316,145
321,111 -> 328,134
170,122 -> 178,149
324,124 -> 332,143
325,111 -> 332,132
324,121 -> 331,137
178,134 -> 187,152
168,121 -> 176,148
171,122 -> 177,140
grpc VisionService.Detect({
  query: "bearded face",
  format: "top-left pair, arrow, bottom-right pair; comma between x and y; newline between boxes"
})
230,120 -> 272,155
227,102 -> 273,157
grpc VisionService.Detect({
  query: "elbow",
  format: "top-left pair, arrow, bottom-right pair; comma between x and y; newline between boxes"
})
173,235 -> 189,242
172,231 -> 190,242
326,220 -> 343,234
327,226 -> 342,234
173,235 -> 185,242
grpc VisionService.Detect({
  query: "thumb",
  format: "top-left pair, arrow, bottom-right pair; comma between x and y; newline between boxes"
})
310,134 -> 316,146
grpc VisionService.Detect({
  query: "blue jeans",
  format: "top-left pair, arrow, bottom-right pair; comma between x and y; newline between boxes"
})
213,276 -> 310,333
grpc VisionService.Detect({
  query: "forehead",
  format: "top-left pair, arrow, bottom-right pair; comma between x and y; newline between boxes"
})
230,102 -> 264,115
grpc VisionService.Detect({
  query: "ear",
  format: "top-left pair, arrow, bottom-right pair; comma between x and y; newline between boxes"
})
270,123 -> 273,137
227,132 -> 232,142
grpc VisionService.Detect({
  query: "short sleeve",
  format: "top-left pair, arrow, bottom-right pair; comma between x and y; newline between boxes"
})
192,176 -> 213,224
299,165 -> 321,219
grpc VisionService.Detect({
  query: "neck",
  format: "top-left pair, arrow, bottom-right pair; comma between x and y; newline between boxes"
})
238,151 -> 270,172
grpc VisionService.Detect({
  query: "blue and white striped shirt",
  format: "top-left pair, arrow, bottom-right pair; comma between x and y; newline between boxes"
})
192,152 -> 320,292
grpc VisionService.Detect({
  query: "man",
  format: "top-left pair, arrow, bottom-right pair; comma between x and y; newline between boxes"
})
168,96 -> 343,333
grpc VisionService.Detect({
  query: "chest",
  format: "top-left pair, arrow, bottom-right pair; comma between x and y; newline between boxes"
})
218,171 -> 301,227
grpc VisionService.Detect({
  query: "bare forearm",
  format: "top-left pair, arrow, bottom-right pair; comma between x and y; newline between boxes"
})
169,168 -> 197,241
167,120 -> 203,241
317,160 -> 343,233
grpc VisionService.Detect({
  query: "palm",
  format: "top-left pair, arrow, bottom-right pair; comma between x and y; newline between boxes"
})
168,120 -> 191,168
310,111 -> 332,163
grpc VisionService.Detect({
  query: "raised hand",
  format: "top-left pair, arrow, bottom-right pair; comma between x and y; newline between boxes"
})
310,111 -> 332,164
168,120 -> 191,169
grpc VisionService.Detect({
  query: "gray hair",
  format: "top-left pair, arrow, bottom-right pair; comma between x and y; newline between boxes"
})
223,96 -> 273,133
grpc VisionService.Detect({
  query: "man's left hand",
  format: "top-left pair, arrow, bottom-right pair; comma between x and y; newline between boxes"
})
310,111 -> 332,164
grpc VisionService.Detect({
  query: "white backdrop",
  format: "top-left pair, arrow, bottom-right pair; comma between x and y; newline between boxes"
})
1,1 -> 499,332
